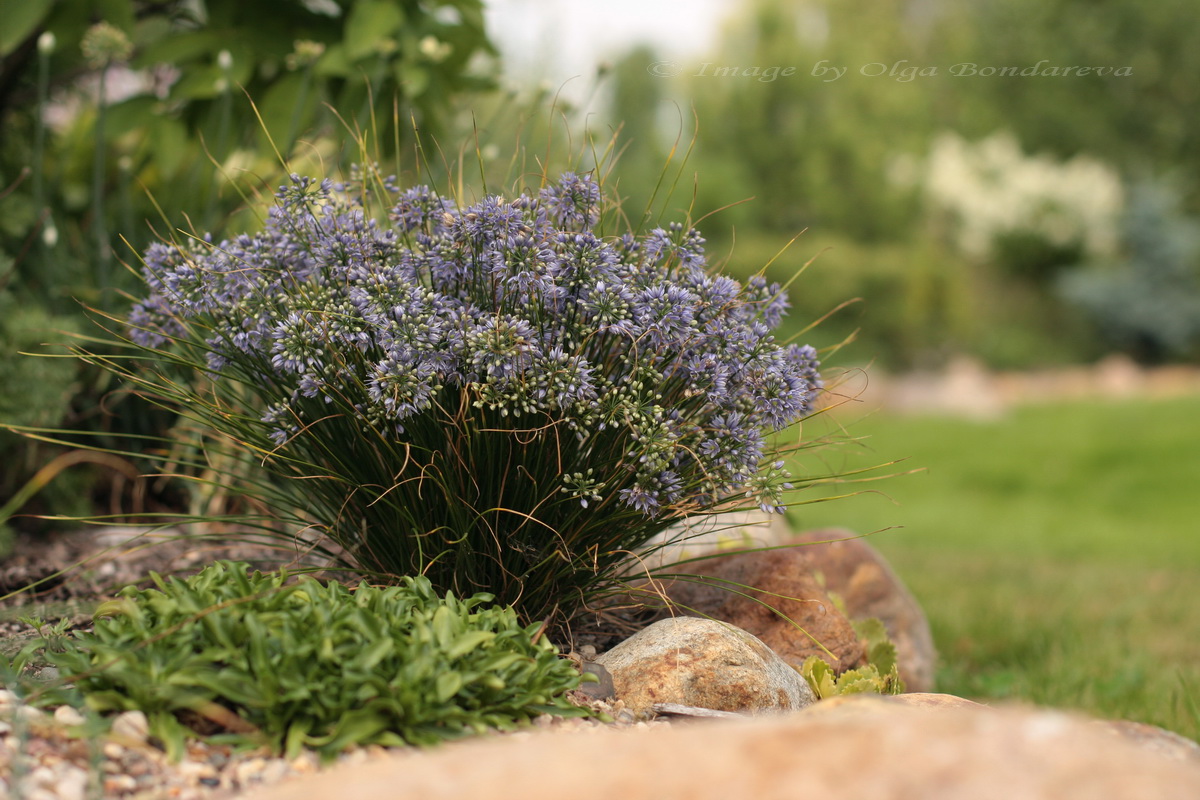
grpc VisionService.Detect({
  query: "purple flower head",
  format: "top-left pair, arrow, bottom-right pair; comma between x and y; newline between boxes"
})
540,171 -> 602,230
390,186 -> 455,233
633,283 -> 698,348
465,315 -> 537,381
456,195 -> 525,250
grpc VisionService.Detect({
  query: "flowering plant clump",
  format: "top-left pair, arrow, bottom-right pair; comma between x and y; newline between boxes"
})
126,171 -> 823,625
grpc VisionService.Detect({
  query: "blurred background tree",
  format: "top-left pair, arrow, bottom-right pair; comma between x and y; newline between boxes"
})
601,0 -> 1199,369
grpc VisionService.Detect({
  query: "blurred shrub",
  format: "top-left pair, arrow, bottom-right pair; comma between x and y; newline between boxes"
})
0,256 -> 91,535
724,231 -> 975,369
898,131 -> 1123,284
1059,180 -> 1200,363
602,0 -> 1200,368
0,0 -> 498,307
0,0 -> 498,532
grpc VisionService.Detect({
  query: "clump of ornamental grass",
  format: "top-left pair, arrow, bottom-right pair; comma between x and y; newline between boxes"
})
109,170 -> 824,627
11,561 -> 585,760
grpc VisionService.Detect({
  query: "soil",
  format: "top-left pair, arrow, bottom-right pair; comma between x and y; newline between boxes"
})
0,525 -> 299,682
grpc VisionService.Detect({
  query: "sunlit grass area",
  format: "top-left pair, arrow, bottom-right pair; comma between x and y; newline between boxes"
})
789,395 -> 1200,740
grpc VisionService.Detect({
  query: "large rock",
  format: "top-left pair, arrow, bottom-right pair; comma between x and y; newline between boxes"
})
656,547 -> 867,673
592,616 -> 816,715
1100,719 -> 1200,765
789,528 -> 937,692
241,702 -> 1200,800
629,509 -> 789,573
806,693 -> 985,717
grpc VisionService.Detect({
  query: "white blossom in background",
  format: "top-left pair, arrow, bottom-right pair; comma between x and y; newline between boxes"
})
894,131 -> 1124,261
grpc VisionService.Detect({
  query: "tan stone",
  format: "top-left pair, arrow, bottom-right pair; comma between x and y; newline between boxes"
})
1099,719 -> 1200,765
790,528 -> 937,691
592,616 -> 816,715
240,704 -> 1200,800
631,508 -> 788,573
804,692 -> 984,718
888,692 -> 984,710
655,547 -> 867,672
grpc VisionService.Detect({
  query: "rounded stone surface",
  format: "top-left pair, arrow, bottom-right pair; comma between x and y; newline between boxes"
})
593,616 -> 816,715
238,704 -> 1200,800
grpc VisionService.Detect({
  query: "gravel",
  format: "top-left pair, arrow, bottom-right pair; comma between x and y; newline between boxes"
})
0,685 -> 660,799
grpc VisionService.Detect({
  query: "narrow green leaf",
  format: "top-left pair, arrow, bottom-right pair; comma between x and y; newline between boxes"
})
0,0 -> 53,57
435,671 -> 463,702
443,630 -> 494,660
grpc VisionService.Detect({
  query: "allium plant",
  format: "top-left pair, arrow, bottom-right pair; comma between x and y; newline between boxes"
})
125,171 -> 823,626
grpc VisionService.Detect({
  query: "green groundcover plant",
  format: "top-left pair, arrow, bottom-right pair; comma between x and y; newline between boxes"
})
93,169 -> 824,627
14,561 -> 586,760
800,618 -> 905,699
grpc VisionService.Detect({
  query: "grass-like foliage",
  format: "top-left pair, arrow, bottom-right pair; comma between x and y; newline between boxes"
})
15,561 -> 585,760
102,169 -> 823,626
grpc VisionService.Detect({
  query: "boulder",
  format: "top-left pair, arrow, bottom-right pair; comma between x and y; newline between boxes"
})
804,693 -> 984,718
241,702 -> 1200,800
1099,719 -> 1200,765
789,528 -> 937,692
655,547 -> 867,673
592,616 -> 816,715
629,508 -> 788,573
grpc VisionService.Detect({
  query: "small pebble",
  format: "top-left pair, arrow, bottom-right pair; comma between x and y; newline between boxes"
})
290,752 -> 320,774
0,689 -> 17,707
104,774 -> 138,793
54,705 -> 87,726
54,764 -> 90,800
23,765 -> 58,789
111,710 -> 150,743
233,757 -> 268,786
18,705 -> 46,722
259,759 -> 293,785
178,759 -> 219,783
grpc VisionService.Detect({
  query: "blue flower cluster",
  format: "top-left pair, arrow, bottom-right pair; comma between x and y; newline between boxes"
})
130,172 -> 822,517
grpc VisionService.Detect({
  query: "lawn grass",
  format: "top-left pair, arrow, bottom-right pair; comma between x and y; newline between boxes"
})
787,394 -> 1200,741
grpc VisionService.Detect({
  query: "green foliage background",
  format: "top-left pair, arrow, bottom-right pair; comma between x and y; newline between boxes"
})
0,0 -> 498,530
605,0 -> 1200,369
